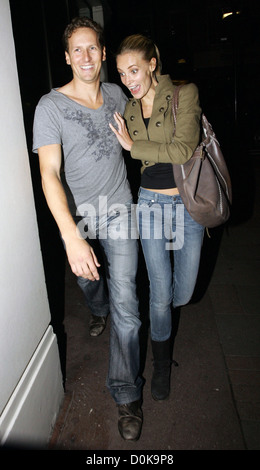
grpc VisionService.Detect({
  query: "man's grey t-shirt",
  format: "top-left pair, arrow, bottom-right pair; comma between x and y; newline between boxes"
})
33,82 -> 132,216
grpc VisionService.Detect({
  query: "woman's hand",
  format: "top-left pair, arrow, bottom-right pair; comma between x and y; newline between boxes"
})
109,112 -> 133,151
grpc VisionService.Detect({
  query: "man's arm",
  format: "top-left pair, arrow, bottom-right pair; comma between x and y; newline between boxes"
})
38,144 -> 100,281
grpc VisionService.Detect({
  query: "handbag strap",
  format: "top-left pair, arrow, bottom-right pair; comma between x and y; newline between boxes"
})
172,85 -> 183,132
172,84 -> 205,158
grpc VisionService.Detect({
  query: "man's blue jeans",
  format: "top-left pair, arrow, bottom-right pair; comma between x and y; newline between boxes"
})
137,188 -> 204,342
76,201 -> 143,405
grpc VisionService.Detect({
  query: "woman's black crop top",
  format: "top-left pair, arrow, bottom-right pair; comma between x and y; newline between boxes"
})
140,117 -> 176,189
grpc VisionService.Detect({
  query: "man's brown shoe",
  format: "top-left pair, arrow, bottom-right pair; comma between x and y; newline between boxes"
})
89,314 -> 107,337
118,400 -> 143,441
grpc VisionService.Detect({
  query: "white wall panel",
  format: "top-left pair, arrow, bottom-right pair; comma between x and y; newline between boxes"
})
0,1 -> 63,446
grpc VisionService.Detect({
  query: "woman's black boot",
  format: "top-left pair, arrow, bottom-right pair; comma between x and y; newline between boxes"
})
151,339 -> 172,401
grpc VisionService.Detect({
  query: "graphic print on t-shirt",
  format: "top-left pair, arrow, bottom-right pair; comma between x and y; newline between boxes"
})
63,95 -> 118,162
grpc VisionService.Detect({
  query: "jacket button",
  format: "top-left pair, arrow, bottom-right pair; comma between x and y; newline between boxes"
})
156,121 -> 161,127
144,161 -> 149,165
166,95 -> 171,101
132,101 -> 137,106
130,115 -> 135,121
159,107 -> 164,112
133,130 -> 138,135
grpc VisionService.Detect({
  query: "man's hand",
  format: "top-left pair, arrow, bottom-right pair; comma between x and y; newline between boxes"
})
38,144 -> 100,282
66,237 -> 100,281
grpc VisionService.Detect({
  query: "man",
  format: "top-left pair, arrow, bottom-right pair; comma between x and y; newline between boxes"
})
33,16 -> 143,441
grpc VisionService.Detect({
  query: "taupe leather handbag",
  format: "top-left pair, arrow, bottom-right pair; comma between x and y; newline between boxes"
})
172,85 -> 232,228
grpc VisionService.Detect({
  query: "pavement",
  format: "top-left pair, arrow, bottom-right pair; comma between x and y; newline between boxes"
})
47,155 -> 260,453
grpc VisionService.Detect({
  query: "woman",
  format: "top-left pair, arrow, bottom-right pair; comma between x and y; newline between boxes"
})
110,34 -> 204,402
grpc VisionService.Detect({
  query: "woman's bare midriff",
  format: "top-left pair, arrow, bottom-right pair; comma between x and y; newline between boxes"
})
143,187 -> 179,196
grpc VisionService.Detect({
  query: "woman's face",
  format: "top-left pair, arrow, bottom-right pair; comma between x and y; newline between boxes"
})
117,51 -> 157,99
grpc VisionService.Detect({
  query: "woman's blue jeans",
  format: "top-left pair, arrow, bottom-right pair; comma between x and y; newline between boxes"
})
137,188 -> 204,342
76,201 -> 143,405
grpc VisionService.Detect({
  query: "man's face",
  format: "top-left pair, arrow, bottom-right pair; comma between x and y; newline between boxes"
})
65,27 -> 106,84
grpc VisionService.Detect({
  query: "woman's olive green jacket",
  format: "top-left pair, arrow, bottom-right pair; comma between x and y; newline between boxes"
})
124,75 -> 201,174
